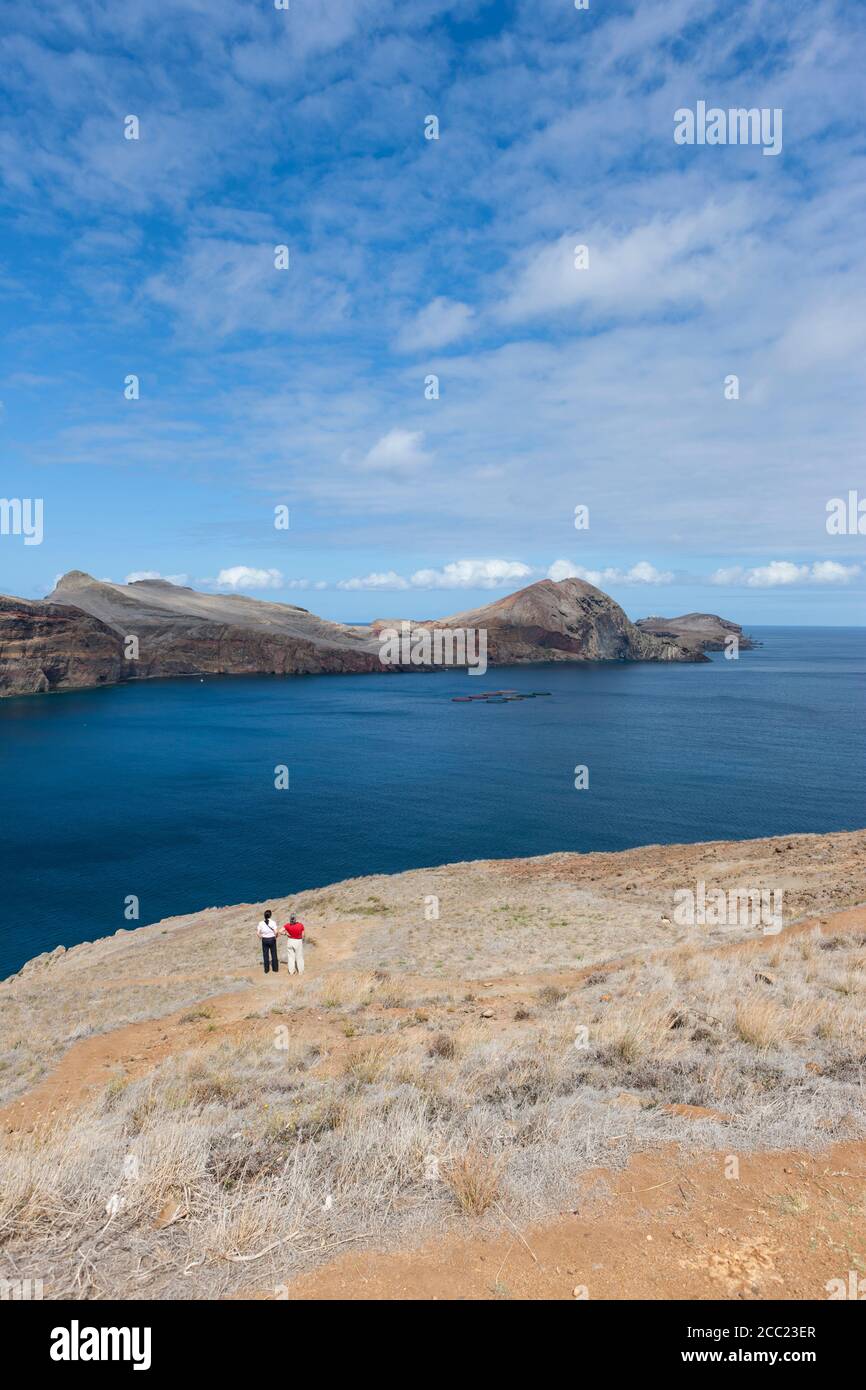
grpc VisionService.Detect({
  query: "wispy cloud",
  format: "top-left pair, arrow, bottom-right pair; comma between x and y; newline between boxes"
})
396,297 -> 474,353
499,201 -> 753,325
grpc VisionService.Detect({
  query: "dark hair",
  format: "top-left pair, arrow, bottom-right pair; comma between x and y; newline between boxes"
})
264,910 -> 272,921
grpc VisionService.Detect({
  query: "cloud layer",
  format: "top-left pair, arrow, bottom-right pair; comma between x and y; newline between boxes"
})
711,561 -> 861,588
337,558 -> 533,591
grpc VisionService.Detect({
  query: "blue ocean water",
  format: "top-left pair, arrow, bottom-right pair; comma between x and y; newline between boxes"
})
0,627 -> 863,978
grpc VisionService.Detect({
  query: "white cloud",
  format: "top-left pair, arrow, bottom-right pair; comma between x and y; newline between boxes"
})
548,560 -> 674,585
338,559 -> 533,592
337,570 -> 410,591
548,560 -> 577,583
711,566 -> 748,586
215,566 -> 285,591
125,570 -> 190,586
396,297 -> 474,353
358,428 -> 429,473
711,561 -> 861,587
811,561 -> 861,584
747,562 -> 805,587
410,559 -> 533,590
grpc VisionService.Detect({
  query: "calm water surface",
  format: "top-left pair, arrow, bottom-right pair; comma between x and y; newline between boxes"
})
0,627 -> 863,976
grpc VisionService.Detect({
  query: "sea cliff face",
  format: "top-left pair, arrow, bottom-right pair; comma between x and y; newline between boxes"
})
0,595 -> 125,697
0,572 -> 705,698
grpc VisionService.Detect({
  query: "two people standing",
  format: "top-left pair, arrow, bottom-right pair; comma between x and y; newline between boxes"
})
256,909 -> 306,975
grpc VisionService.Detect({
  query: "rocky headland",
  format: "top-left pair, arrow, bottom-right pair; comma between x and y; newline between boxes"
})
0,572 -> 709,698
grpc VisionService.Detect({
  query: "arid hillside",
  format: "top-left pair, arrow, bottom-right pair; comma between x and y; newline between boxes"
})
1,830 -> 864,1301
635,612 -> 757,653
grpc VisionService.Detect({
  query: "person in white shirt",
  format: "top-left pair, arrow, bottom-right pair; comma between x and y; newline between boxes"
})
256,909 -> 279,974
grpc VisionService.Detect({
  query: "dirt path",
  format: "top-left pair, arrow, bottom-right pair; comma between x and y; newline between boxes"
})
277,1140 -> 866,1301
0,920 -> 363,1134
2,887 -> 865,1301
4,907 -> 863,1137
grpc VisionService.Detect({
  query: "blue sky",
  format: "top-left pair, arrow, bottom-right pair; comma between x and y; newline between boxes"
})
1,0 -> 864,623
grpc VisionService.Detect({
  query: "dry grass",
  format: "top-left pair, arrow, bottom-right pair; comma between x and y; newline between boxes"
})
595,994 -> 681,1064
2,829 -> 863,1111
2,919 -> 865,1299
443,1149 -> 501,1216
319,972 -> 376,1011
341,1039 -> 398,1085
179,1006 -> 214,1025
537,984 -> 566,1006
344,830 -> 866,978
734,997 -> 819,1049
1,833 -> 865,1299
429,1032 -> 458,1060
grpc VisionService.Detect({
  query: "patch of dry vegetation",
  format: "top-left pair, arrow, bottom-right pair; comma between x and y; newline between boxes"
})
3,829 -> 864,1110
346,830 -> 866,978
2,920 -> 864,1301
0,976 -> 250,1106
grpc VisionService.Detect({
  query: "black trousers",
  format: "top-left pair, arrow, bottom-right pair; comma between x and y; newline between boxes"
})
261,937 -> 278,973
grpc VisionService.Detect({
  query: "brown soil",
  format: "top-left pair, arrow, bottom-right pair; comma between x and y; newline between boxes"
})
0,920 -> 362,1134
277,1140 -> 865,1301
6,906 -> 862,1140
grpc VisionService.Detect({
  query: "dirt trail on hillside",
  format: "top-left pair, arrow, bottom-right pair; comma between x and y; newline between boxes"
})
4,906 -> 864,1138
0,920 -> 362,1134
2,850 -> 865,1303
278,1140 -> 866,1301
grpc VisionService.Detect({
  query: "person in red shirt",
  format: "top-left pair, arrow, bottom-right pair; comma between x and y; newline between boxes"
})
282,914 -> 305,975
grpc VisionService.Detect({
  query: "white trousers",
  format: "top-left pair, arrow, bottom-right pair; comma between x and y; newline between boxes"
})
285,940 -> 305,974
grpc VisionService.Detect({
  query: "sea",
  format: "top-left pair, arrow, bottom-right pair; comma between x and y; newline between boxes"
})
0,626 -> 863,977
